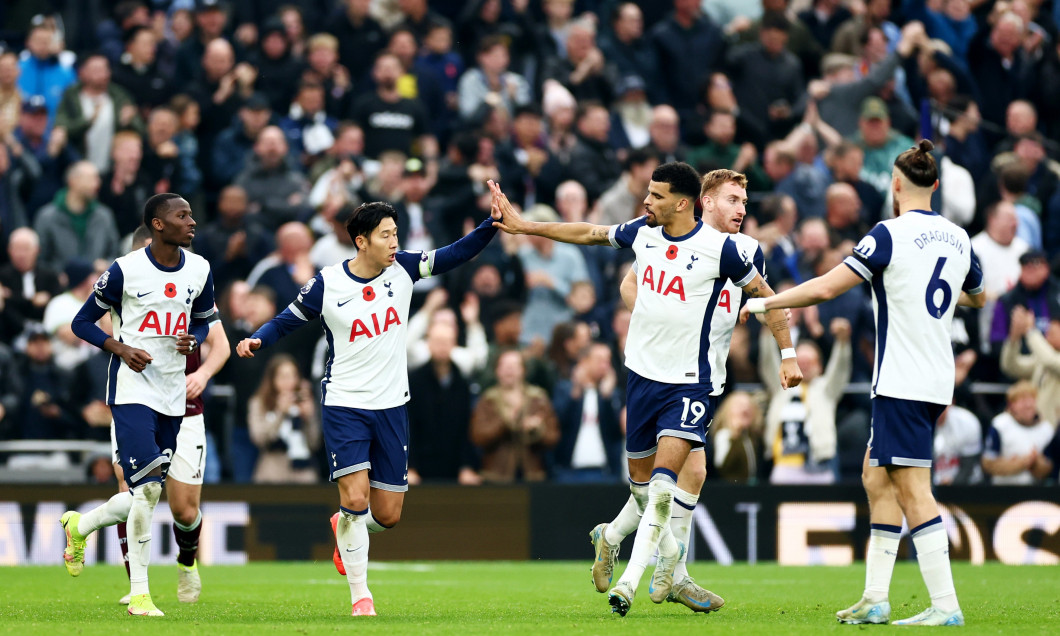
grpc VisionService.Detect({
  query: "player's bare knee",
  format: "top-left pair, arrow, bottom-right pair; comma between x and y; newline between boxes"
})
375,508 -> 401,528
679,457 -> 707,491
172,504 -> 199,527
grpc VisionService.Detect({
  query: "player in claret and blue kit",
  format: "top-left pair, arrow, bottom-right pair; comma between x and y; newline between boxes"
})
63,193 -> 216,617
745,140 -> 986,627
236,200 -> 500,617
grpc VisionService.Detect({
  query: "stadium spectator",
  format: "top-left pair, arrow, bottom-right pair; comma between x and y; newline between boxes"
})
211,92 -> 272,189
406,288 -> 488,377
972,201 -> 1029,301
351,52 -> 436,162
470,349 -> 560,483
248,354 -> 320,484
686,110 -> 767,188
762,317 -> 852,484
309,203 -> 359,270
0,52 -> 23,139
1001,305 -> 1060,424
250,222 -> 315,310
939,95 -> 990,184
517,204 -> 590,347
111,25 -> 170,113
824,141 -> 884,223
194,185 -> 273,289
42,259 -> 103,372
854,96 -> 915,199
997,163 -> 1043,250
235,126 -> 310,231
416,21 -> 464,118
997,100 -> 1038,155
599,3 -> 661,103
551,342 -> 622,482
97,131 -> 150,237
596,148 -> 658,226
17,23 -> 76,121
649,0 -> 726,119
710,391 -> 763,484
140,107 -> 183,196
824,182 -> 866,244
832,0 -> 900,57
967,11 -> 1035,141
0,341 -> 22,440
933,404 -> 983,485
168,95 -> 203,195
982,381 -> 1055,485
53,54 -> 143,173
174,0 -> 233,89
14,95 -> 76,219
727,12 -> 804,140
302,35 -> 354,122
248,19 -> 303,116
395,0 -> 447,45
764,139 -> 826,218
607,75 -> 652,152
797,0 -> 852,50
542,18 -> 618,107
34,161 -> 119,271
324,0 -> 387,84
14,326 -> 76,440
458,36 -> 531,123
387,27 -> 448,141
0,125 -> 40,237
406,319 -> 480,485
989,250 -> 1060,352
494,105 -> 564,211
190,39 -> 257,192
278,80 -> 337,166
0,228 -> 61,343
567,102 -> 621,202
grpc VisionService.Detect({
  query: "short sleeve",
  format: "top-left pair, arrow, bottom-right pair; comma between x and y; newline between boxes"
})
92,262 -> 124,308
963,247 -> 984,294
753,244 -> 766,282
844,223 -> 893,282
720,237 -> 755,286
982,426 -> 1001,459
395,251 -> 426,282
191,271 -> 216,319
291,273 -> 324,320
608,216 -> 647,249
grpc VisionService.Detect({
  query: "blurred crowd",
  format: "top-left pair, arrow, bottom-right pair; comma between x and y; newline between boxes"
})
0,0 -> 1058,486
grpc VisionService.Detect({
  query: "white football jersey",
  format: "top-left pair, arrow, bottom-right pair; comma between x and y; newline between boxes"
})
843,210 -> 984,405
983,411 -> 1054,485
93,248 -> 216,416
609,216 -> 756,392
290,252 -> 430,409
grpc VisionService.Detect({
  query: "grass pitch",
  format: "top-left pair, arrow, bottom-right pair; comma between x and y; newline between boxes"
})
1,562 -> 1056,634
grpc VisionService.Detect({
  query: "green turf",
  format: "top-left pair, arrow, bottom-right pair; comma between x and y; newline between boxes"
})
1,562 -> 1056,634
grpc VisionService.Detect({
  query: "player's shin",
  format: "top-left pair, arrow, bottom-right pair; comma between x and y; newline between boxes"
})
864,524 -> 901,602
669,488 -> 698,582
604,480 -> 648,545
911,516 -> 960,613
619,470 -> 679,590
336,507 -> 372,603
128,481 -> 162,597
77,491 -> 133,537
173,510 -> 202,567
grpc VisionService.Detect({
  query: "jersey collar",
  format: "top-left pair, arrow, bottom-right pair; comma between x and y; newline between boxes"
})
907,209 -> 939,216
145,246 -> 186,272
343,259 -> 384,284
661,218 -> 703,242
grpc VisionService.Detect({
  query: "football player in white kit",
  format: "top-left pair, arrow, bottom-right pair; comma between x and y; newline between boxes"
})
745,140 -> 986,626
490,163 -> 801,616
64,193 -> 217,617
593,169 -> 796,614
236,200 -> 500,617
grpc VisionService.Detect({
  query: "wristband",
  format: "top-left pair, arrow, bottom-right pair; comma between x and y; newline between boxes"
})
780,347 -> 796,360
746,298 -> 767,314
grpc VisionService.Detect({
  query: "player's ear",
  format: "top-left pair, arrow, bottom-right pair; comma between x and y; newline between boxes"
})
932,179 -> 939,192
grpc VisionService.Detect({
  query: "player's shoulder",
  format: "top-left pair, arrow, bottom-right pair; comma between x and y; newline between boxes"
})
615,215 -> 650,235
730,231 -> 760,252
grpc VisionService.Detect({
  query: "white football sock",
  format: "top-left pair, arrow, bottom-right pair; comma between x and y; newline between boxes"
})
911,517 -> 959,613
366,511 -> 389,534
336,507 -> 371,603
604,480 -> 648,545
127,482 -> 161,597
864,523 -> 901,602
670,487 -> 698,582
77,491 -> 132,536
618,472 -> 678,591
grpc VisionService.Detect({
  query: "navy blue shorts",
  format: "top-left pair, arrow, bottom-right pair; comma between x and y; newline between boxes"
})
868,395 -> 946,468
322,404 -> 409,491
625,371 -> 716,458
111,403 -> 181,487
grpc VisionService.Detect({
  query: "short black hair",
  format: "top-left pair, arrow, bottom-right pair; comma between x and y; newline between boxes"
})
346,201 -> 399,244
893,139 -> 938,188
624,147 -> 657,171
143,193 -> 184,228
651,161 -> 701,201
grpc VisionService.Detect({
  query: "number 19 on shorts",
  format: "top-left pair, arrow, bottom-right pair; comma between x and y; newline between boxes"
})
679,397 -> 708,430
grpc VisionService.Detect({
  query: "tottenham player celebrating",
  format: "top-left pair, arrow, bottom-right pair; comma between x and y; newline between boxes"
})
596,169 -> 794,614
83,224 -> 229,606
744,141 -> 985,627
64,193 -> 217,617
236,200 -> 499,617
490,164 -> 801,616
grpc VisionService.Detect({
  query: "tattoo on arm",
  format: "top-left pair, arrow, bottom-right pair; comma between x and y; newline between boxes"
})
750,279 -> 794,349
589,227 -> 609,244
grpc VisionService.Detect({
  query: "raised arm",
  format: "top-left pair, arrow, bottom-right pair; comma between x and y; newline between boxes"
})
744,264 -> 864,314
489,179 -> 612,246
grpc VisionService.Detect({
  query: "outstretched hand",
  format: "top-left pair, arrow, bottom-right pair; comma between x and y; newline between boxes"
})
487,180 -> 529,235
236,338 -> 261,358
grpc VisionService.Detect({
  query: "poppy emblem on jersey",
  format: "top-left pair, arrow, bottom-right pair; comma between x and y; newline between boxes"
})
384,282 -> 393,297
363,286 -> 376,301
165,282 -> 177,298
666,245 -> 678,260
